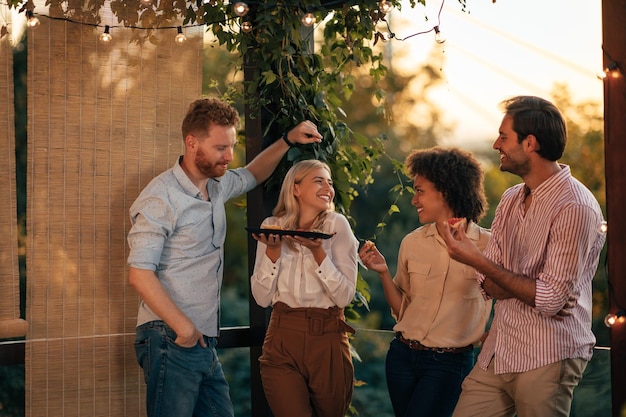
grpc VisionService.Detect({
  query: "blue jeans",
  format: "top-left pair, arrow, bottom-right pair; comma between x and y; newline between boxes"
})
134,321 -> 234,417
386,338 -> 475,417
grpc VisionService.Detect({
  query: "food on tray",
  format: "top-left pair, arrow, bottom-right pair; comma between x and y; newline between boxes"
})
246,226 -> 335,240
260,224 -> 283,230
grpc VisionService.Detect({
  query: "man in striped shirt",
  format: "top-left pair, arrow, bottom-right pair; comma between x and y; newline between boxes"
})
441,95 -> 606,417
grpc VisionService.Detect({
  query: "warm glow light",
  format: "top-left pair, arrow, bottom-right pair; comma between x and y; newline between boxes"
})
241,21 -> 253,33
233,2 -> 249,17
598,221 -> 608,234
175,26 -> 187,45
604,310 -> 625,328
380,0 -> 393,14
99,25 -> 112,44
301,12 -> 315,27
26,10 -> 40,28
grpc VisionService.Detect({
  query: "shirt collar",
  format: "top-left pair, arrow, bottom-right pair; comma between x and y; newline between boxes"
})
518,163 -> 570,201
173,156 -> 204,198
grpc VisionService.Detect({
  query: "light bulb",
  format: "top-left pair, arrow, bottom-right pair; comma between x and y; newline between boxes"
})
99,25 -> 112,44
434,26 -> 445,44
233,2 -> 249,17
140,0 -> 152,5
175,27 -> 187,45
301,12 -> 315,27
26,10 -> 40,28
241,21 -> 253,33
379,0 -> 393,14
599,62 -> 619,80
604,310 -> 625,327
598,220 -> 608,234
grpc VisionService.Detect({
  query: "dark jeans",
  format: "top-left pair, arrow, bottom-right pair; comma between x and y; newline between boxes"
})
386,338 -> 475,417
134,321 -> 234,417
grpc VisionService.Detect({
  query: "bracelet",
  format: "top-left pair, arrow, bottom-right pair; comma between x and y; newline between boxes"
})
282,131 -> 295,147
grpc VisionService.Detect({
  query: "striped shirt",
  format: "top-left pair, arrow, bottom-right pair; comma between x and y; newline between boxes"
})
477,164 -> 605,374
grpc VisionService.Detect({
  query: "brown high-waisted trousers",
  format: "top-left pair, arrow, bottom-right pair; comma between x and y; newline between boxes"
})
259,302 -> 355,417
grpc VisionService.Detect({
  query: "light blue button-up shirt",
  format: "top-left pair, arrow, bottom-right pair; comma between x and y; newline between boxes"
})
128,156 -> 256,336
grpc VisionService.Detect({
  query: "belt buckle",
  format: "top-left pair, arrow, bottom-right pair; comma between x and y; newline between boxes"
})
309,317 -> 324,336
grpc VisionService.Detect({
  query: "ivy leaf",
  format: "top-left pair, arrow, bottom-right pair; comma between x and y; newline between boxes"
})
388,204 -> 400,215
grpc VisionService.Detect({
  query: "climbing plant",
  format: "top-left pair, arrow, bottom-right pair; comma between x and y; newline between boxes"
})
6,0 -> 465,316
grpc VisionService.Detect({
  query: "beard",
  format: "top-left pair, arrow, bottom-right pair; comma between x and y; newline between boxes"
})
500,154 -> 530,177
195,147 -> 228,178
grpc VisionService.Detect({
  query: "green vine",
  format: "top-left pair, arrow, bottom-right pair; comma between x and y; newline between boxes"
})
199,1 -> 408,207
6,0 -> 456,321
196,0 -> 422,317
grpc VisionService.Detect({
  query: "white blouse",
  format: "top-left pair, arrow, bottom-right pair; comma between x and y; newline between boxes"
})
250,211 -> 358,309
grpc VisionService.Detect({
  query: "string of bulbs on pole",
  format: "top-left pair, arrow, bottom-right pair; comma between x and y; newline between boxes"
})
19,0 -> 449,46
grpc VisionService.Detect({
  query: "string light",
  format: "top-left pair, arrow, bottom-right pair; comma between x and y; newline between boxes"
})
175,26 -> 187,45
601,49 -> 625,80
241,20 -> 253,33
99,25 -> 112,44
598,220 -> 608,234
379,0 -> 393,14
26,10 -> 40,28
598,61 -> 622,80
301,12 -> 315,27
18,1 -> 450,45
433,25 -> 445,44
233,2 -> 250,17
604,310 -> 625,328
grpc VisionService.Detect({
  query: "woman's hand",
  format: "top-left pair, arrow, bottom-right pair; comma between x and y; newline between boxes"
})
252,232 -> 282,248
252,233 -> 282,262
358,241 -> 389,274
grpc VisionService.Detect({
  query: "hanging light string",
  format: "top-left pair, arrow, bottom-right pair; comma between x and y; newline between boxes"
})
380,0 -> 446,43
1,0 -> 450,44
21,9 -> 217,31
599,48 -> 625,79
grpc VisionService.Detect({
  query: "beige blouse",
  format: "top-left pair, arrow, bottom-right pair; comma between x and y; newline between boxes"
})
392,222 -> 492,348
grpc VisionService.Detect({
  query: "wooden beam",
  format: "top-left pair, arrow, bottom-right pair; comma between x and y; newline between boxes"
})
601,1 -> 626,416
244,46 -> 273,417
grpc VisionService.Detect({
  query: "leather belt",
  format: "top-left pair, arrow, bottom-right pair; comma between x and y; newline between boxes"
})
395,333 -> 473,354
271,302 -> 356,336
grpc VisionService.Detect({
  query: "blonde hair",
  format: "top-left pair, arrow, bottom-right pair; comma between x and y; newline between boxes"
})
273,160 -> 334,230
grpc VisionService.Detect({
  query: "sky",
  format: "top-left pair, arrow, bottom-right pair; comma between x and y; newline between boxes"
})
385,0 -> 604,147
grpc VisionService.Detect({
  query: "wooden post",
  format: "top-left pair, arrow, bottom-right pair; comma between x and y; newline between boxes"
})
601,1 -> 626,416
244,46 -> 273,416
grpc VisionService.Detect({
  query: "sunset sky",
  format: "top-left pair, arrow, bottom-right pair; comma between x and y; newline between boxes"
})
387,0 -> 603,147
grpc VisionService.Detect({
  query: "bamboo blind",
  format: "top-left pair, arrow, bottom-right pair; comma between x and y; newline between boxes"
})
0,5 -> 27,340
25,2 -> 203,415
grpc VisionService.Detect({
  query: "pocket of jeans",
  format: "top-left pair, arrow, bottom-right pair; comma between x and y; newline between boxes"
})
134,337 -> 151,384
166,336 -> 201,351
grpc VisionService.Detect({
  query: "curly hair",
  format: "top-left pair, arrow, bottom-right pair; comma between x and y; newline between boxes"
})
181,98 -> 240,140
499,95 -> 566,161
405,147 -> 488,224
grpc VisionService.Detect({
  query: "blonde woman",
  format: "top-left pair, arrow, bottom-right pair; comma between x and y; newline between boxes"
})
250,159 -> 358,417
